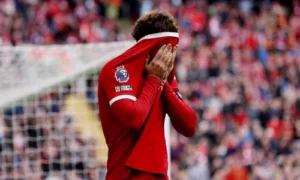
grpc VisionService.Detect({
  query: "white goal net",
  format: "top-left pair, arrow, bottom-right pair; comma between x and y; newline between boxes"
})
0,41 -> 134,180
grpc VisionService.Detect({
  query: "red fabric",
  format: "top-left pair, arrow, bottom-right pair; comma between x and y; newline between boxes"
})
280,120 -> 294,140
234,112 -> 248,127
128,169 -> 167,180
246,34 -> 257,50
225,166 -> 249,180
267,120 -> 281,139
98,33 -> 179,179
111,76 -> 161,130
162,82 -> 196,137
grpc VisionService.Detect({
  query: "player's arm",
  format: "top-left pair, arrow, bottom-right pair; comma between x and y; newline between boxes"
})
107,45 -> 174,131
162,81 -> 197,137
162,48 -> 197,137
110,76 -> 160,131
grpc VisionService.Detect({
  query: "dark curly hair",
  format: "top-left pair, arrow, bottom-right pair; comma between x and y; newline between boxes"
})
131,10 -> 179,41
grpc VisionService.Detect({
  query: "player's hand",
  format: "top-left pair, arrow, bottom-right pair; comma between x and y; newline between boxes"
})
145,44 -> 173,81
163,45 -> 177,81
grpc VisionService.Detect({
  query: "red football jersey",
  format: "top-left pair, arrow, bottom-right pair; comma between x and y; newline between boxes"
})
98,32 -> 179,179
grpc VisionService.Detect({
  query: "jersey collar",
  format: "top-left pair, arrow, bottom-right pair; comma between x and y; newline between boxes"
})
137,32 -> 179,42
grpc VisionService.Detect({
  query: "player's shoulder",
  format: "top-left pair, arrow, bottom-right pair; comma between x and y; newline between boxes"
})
99,43 -> 137,83
99,56 -> 128,83
100,55 -> 120,78
100,60 -> 113,77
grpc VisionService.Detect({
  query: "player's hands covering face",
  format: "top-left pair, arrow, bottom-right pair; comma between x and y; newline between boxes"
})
145,44 -> 177,81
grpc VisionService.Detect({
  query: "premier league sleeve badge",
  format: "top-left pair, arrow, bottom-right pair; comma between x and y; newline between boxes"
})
115,65 -> 129,83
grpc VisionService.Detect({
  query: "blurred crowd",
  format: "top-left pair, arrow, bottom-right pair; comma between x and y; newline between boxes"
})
2,0 -> 300,179
0,0 -> 138,45
1,83 -> 105,180
169,0 -> 300,179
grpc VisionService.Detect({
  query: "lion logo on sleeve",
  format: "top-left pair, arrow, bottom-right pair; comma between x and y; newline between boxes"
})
115,65 -> 129,83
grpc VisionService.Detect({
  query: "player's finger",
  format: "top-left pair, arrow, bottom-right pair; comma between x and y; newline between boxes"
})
170,46 -> 177,66
164,44 -> 172,62
159,44 -> 171,62
165,46 -> 176,73
161,45 -> 172,64
164,51 -> 173,70
153,44 -> 167,62
165,46 -> 174,67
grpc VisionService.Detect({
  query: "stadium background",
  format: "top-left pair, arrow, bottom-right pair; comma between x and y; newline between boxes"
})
1,0 -> 300,179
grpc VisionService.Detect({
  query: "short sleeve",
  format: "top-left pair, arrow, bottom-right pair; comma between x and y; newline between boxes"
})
102,65 -> 140,106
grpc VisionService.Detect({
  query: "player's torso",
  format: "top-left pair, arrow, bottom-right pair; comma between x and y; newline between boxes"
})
98,62 -> 167,178
98,71 -> 166,148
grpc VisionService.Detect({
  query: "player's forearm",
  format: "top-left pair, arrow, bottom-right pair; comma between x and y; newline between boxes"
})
111,76 -> 161,131
162,83 -> 197,137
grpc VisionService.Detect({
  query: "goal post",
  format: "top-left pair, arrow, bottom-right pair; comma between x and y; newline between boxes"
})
0,42 -> 134,109
0,42 -> 172,179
